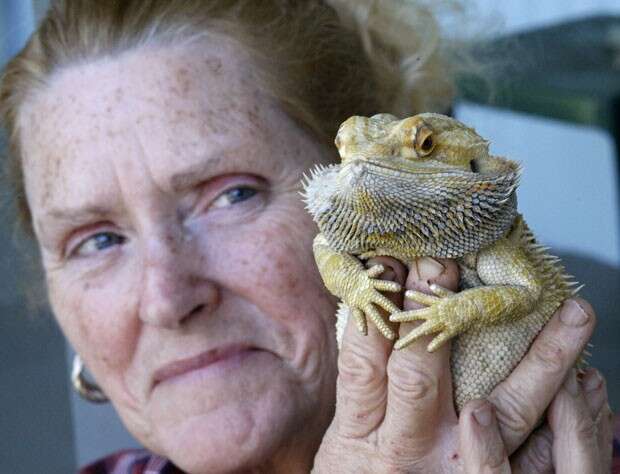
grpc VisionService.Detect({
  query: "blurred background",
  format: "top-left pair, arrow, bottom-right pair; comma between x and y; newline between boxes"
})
1,1 -> 619,472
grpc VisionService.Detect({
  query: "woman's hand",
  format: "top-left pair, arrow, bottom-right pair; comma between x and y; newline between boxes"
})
312,256 -> 599,473
460,368 -> 614,473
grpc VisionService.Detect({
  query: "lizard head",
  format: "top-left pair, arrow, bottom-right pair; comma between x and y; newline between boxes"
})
334,113 -> 492,174
303,112 -> 520,259
388,113 -> 491,172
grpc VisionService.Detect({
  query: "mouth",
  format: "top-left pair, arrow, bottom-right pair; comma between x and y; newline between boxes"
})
152,345 -> 261,389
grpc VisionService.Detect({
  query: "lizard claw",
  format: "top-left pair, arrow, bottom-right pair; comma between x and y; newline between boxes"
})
393,319 -> 449,351
392,310 -> 457,351
358,250 -> 379,260
390,291 -> 465,351
429,283 -> 455,298
403,290 -> 440,306
351,308 -> 367,335
345,263 -> 401,340
365,263 -> 385,278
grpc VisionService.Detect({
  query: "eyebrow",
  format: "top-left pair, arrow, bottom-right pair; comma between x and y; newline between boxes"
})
42,205 -> 113,223
169,155 -> 226,192
168,145 -> 258,192
41,145 -> 259,222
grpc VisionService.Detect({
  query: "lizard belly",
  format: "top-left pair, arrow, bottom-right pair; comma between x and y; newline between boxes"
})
451,255 -> 569,411
451,311 -> 545,410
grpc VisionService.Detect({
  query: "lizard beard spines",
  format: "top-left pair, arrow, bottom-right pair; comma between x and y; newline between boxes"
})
303,161 -> 520,259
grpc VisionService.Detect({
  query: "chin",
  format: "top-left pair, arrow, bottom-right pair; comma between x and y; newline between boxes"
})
143,354 -> 317,473
157,392 -> 306,473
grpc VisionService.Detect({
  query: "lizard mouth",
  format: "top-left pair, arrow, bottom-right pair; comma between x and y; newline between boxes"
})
343,158 -> 466,178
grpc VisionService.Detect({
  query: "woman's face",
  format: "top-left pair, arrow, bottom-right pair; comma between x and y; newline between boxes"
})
20,39 -> 338,473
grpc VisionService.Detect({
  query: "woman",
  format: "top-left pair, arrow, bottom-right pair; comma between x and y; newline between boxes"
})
1,1 -> 614,472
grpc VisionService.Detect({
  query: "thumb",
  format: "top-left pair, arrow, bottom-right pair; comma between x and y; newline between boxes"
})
459,400 -> 511,474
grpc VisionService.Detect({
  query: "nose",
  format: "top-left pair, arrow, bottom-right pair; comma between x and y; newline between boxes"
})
138,233 -> 219,329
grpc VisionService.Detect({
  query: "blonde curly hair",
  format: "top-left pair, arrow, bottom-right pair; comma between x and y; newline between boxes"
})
1,0 -> 457,234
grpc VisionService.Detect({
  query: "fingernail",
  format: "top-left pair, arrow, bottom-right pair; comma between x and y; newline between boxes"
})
563,369 -> 580,396
381,269 -> 396,282
416,257 -> 445,281
559,300 -> 589,327
473,403 -> 493,427
583,369 -> 603,392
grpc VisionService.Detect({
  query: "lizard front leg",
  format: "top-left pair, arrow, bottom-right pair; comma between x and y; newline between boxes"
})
390,237 -> 544,351
313,234 -> 401,340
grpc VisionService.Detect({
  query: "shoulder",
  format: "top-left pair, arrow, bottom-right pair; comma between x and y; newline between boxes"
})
78,449 -> 182,474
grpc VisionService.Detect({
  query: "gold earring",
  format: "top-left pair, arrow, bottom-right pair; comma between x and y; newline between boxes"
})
71,354 -> 108,403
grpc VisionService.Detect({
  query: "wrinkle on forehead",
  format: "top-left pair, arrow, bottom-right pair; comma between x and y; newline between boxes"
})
18,39 -> 274,216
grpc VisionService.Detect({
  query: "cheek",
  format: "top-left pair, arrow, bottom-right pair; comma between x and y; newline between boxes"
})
245,218 -> 330,321
204,205 -> 336,338
47,267 -> 140,389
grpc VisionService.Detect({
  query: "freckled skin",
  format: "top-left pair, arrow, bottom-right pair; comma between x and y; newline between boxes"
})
20,39 -> 338,473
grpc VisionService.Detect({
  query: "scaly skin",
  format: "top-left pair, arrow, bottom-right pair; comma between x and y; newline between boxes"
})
303,113 -> 578,410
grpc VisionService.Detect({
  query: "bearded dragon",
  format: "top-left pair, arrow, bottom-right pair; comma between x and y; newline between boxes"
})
302,112 -> 578,411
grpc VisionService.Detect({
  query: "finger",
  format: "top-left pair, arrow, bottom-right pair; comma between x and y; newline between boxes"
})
548,369 -> 600,474
582,369 -> 614,472
511,369 -> 612,474
595,404 -> 615,473
581,368 -> 606,418
382,257 -> 460,451
488,298 -> 596,453
335,257 -> 406,438
459,400 -> 511,474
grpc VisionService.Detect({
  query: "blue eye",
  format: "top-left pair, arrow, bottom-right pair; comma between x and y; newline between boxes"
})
226,187 -> 257,204
92,233 -> 125,250
74,232 -> 126,257
212,186 -> 258,208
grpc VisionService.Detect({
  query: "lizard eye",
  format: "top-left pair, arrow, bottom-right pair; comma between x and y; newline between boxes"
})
414,125 -> 435,156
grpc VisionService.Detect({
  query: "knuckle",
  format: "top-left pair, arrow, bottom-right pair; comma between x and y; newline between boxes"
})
519,430 -> 553,473
338,345 -> 385,390
486,449 -> 509,471
492,383 -> 538,436
387,363 -> 438,401
598,404 -> 615,442
376,447 -> 424,473
530,337 -> 566,377
574,411 -> 598,440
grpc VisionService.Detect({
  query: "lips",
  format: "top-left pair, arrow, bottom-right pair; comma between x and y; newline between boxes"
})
152,345 -> 257,388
